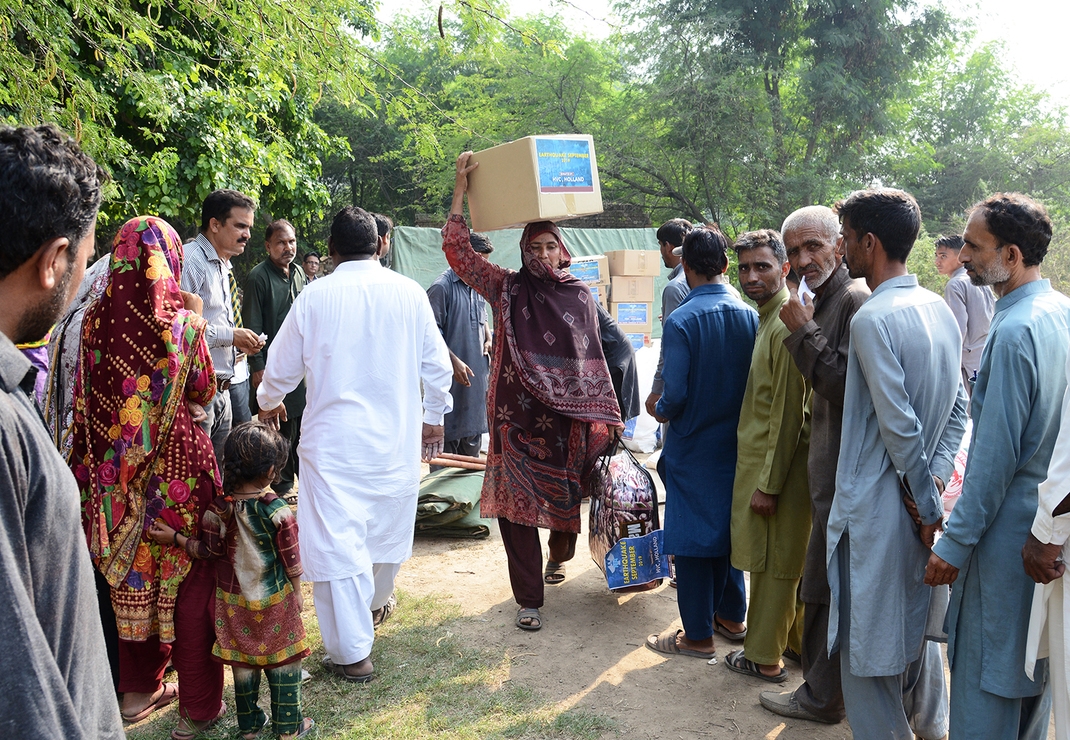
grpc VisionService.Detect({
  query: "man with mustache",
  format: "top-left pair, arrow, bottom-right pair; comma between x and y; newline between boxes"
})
243,218 -> 308,498
181,189 -> 265,462
0,124 -> 124,738
928,193 -> 1070,738
725,229 -> 812,684
759,205 -> 869,724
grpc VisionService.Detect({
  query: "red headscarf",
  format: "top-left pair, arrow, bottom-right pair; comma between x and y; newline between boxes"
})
72,216 -> 219,612
500,221 -> 621,427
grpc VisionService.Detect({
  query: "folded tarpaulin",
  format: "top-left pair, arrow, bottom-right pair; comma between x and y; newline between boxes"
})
416,467 -> 493,539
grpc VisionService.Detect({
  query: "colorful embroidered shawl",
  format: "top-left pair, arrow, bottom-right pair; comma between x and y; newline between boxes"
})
71,216 -> 220,641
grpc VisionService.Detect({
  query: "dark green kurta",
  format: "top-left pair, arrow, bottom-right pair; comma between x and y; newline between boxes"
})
243,259 -> 307,416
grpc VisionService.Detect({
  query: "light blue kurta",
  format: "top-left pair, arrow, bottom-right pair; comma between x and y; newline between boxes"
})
934,279 -> 1070,701
828,274 -> 967,677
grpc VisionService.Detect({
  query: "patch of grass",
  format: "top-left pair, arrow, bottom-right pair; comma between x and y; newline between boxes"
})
126,590 -> 616,740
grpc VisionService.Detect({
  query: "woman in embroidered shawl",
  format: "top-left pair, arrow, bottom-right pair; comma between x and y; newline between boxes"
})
69,216 -> 226,736
442,152 -> 622,631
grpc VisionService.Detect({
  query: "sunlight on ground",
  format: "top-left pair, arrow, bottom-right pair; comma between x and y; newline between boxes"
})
557,645 -> 665,710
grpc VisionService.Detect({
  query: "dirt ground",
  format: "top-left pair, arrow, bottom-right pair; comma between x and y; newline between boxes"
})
398,477 -> 855,740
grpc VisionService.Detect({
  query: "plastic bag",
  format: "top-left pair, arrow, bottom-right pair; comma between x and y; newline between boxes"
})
588,444 -> 668,592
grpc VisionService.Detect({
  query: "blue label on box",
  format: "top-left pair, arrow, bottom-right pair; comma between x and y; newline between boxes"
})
571,260 -> 603,283
626,333 -> 646,350
536,138 -> 595,193
616,302 -> 650,324
604,530 -> 670,590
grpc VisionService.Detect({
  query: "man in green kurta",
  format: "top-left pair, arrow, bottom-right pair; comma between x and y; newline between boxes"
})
726,229 -> 812,683
243,218 -> 308,496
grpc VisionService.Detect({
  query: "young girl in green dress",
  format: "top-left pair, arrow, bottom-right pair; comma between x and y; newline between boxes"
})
150,422 -> 314,739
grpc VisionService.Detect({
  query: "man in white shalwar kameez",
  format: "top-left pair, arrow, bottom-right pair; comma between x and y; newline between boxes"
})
257,206 -> 453,681
1024,348 -> 1070,739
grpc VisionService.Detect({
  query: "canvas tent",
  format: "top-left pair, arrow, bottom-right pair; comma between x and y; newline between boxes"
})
391,226 -> 669,338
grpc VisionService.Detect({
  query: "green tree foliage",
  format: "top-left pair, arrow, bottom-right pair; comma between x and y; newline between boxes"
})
608,0 -> 953,231
315,10 -> 626,228
1,0 -> 378,233
880,42 -> 1070,231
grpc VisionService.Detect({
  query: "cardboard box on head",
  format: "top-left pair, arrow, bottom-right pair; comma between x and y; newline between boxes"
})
467,135 -> 604,231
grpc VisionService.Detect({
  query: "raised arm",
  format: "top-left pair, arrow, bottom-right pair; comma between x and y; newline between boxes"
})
442,152 -> 508,301
782,289 -> 866,406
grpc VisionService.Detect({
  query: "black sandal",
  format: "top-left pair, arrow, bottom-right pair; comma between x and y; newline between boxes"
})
516,607 -> 542,631
543,561 -> 565,584
724,649 -> 787,683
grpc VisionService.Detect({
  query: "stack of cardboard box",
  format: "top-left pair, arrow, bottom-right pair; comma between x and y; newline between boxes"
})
606,250 -> 661,349
568,256 -> 609,309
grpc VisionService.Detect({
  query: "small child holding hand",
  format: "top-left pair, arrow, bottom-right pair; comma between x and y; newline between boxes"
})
150,421 -> 314,739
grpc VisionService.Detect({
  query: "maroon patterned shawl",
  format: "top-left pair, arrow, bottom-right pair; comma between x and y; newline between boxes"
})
500,221 -> 622,427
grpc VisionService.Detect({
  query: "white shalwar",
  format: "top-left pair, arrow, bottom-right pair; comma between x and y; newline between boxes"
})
257,258 -> 453,664
1026,350 -> 1070,739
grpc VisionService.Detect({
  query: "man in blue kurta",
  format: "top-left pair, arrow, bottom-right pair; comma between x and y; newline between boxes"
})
927,192 -> 1069,738
644,226 -> 758,660
828,188 -> 967,740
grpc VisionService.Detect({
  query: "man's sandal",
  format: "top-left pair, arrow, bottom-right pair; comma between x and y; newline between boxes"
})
724,649 -> 788,683
645,628 -> 716,659
323,657 -> 375,683
713,616 -> 747,642
516,607 -> 542,631
372,592 -> 397,629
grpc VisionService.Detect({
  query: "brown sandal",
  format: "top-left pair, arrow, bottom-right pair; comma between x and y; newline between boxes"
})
121,682 -> 178,723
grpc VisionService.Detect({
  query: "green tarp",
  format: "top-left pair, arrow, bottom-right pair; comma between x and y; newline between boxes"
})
392,226 -> 669,338
416,467 -> 493,539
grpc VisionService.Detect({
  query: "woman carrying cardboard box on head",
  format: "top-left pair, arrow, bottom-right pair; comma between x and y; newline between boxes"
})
442,151 -> 623,631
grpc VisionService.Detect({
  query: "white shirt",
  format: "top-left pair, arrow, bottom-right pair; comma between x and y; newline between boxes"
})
257,259 -> 453,581
1026,349 -> 1070,683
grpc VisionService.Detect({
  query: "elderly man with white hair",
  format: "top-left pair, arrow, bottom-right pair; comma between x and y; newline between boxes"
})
757,205 -> 870,724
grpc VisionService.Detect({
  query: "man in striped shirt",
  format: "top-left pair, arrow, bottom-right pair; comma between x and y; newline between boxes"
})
181,189 -> 265,462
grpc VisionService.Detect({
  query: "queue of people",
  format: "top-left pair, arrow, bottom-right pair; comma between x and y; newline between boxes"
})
4,123 -> 1070,740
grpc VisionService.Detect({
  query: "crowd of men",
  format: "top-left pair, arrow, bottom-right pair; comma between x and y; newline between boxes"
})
5,122 -> 1070,740
644,190 -> 1070,740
